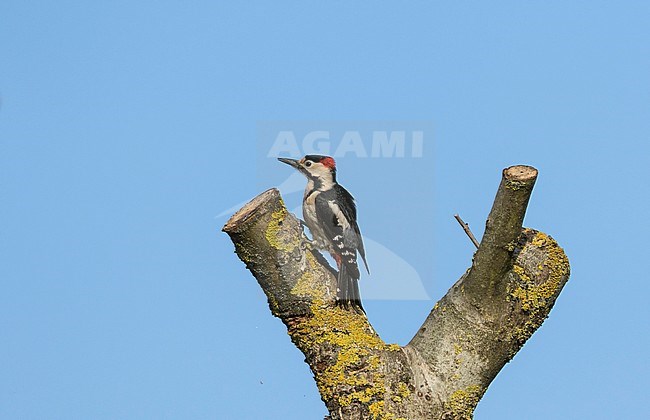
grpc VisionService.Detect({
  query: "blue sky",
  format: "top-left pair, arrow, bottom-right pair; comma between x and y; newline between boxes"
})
1,1 -> 649,419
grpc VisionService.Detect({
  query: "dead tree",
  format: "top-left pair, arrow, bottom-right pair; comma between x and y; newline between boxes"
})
223,165 -> 570,419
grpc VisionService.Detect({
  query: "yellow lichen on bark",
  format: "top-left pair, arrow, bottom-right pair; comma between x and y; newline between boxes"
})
290,253 -> 327,299
506,231 -> 571,348
264,206 -> 298,252
446,385 -> 482,420
286,267 -> 402,418
510,231 -> 569,312
291,303 -> 388,399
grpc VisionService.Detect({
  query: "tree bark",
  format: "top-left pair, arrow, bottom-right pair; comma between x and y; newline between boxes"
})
222,166 -> 570,419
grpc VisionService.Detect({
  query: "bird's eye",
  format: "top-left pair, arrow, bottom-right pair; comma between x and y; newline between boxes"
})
305,161 -> 312,167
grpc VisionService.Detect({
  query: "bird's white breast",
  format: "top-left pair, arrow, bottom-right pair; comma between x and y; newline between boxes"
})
303,188 -> 331,251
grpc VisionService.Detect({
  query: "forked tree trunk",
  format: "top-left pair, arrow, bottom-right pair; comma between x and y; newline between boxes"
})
223,166 -> 570,419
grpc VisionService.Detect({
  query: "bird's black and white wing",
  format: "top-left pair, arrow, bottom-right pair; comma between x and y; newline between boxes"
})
314,186 -> 368,277
313,188 -> 364,310
333,185 -> 369,274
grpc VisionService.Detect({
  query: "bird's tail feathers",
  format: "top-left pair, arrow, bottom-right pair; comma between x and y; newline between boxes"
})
337,264 -> 365,314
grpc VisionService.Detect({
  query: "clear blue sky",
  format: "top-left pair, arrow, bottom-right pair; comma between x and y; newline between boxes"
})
1,2 -> 649,419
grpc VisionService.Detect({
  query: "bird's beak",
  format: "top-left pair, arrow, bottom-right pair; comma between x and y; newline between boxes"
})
277,157 -> 302,170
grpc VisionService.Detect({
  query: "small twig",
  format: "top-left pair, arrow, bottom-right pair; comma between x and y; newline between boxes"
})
454,214 -> 480,249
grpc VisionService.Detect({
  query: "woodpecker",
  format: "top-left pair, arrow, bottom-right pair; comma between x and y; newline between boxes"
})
278,155 -> 369,312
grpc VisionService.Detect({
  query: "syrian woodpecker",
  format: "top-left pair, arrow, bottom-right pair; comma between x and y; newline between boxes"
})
278,155 -> 369,312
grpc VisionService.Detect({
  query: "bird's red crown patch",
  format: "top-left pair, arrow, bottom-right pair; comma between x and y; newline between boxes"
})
321,157 -> 336,169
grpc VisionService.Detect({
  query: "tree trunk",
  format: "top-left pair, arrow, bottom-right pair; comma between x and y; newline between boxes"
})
222,166 -> 570,419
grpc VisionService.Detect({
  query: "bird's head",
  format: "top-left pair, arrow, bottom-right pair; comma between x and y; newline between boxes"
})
278,155 -> 337,183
